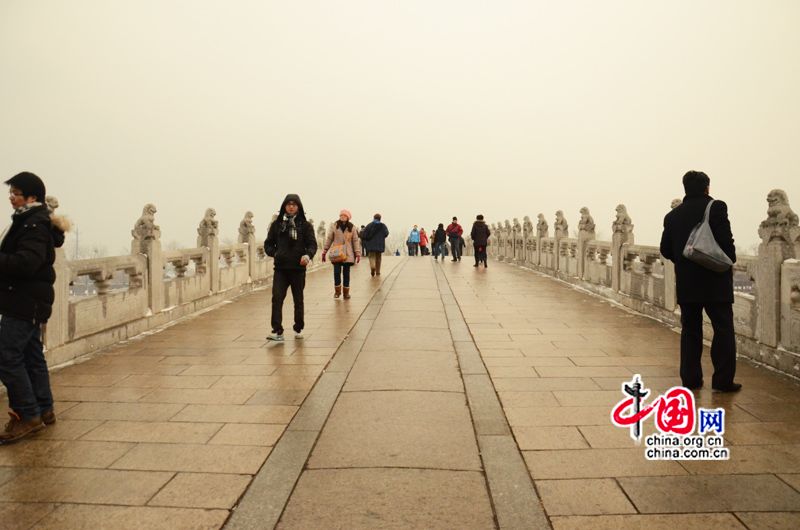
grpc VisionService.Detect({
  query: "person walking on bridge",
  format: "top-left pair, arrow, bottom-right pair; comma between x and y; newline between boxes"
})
419,227 -> 429,256
660,171 -> 741,393
362,213 -> 389,277
264,194 -> 317,342
446,217 -> 463,262
470,215 -> 490,268
407,225 -> 420,256
0,172 -> 68,443
432,224 -> 447,261
322,210 -> 361,299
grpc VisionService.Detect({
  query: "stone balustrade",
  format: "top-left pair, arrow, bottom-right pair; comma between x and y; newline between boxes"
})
469,190 -> 800,379
43,207 -> 327,367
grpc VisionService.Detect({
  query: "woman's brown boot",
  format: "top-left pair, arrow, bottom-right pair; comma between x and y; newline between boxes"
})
334,285 -> 342,298
343,287 -> 351,299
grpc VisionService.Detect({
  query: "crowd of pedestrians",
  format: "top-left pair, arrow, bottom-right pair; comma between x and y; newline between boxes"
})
0,169 -> 743,445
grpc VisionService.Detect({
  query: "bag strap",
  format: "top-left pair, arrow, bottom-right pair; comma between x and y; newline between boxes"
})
703,200 -> 715,223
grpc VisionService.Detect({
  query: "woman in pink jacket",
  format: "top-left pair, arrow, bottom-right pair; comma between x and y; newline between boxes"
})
322,209 -> 362,299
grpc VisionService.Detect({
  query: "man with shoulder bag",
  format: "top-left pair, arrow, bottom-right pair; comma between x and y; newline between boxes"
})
660,171 -> 741,393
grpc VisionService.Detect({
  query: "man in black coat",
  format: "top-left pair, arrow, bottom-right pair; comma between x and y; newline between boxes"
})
470,215 -> 491,268
0,172 -> 65,443
362,213 -> 389,277
660,171 -> 740,392
264,194 -> 317,341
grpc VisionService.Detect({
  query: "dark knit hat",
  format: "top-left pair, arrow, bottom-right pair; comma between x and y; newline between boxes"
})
5,171 -> 46,201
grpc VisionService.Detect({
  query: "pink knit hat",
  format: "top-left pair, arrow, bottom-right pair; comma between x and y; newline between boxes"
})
339,209 -> 352,221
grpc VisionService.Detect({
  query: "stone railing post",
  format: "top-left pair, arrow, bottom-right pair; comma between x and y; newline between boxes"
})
45,239 -> 70,349
756,189 -> 799,347
43,196 -> 70,349
664,260 -> 677,311
141,238 -> 163,313
239,211 -> 257,282
131,203 -> 163,313
611,204 -> 634,292
577,207 -> 596,279
198,208 -> 220,292
553,211 -> 568,272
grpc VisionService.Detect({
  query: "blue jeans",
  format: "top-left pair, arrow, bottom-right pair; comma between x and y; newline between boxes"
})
0,316 -> 54,420
333,263 -> 352,287
433,242 -> 446,258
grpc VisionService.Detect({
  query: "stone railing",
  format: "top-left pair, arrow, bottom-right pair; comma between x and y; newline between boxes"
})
469,191 -> 800,379
43,205 -> 328,367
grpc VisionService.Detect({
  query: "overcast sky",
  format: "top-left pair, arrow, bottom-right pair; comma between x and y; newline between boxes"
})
2,0 -> 798,255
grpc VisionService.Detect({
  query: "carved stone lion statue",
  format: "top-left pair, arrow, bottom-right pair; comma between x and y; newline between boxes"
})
238,211 -> 255,243
132,203 -> 161,241
197,208 -> 219,246
554,210 -> 568,238
513,218 -> 522,238
759,189 -> 800,244
612,204 -> 633,234
523,215 -> 533,237
578,206 -> 596,234
536,213 -> 548,238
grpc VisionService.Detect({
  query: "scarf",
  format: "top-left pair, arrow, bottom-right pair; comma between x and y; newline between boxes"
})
282,214 -> 298,240
0,202 -> 44,248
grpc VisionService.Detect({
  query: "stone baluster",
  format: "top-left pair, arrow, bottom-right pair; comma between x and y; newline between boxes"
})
611,204 -> 634,292
239,211 -> 257,281
577,207 -> 596,279
756,189 -> 800,347
44,196 -> 70,349
198,208 -> 220,292
131,203 -> 163,313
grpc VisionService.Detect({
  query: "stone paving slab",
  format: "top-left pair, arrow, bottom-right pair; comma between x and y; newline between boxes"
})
441,258 -> 800,525
306,390 -> 482,470
277,469 -> 495,529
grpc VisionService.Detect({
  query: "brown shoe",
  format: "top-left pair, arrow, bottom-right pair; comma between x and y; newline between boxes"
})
343,287 -> 351,299
0,411 -> 44,445
41,409 -> 56,425
370,268 -> 375,277
334,285 -> 342,298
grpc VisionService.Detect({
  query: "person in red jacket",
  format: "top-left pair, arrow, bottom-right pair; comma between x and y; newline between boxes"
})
445,217 -> 463,262
419,228 -> 429,256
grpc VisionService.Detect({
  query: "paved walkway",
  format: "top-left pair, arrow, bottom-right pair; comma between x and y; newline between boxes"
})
1,257 -> 799,528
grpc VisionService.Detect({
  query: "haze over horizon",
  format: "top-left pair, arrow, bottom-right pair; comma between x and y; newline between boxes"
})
2,0 -> 798,256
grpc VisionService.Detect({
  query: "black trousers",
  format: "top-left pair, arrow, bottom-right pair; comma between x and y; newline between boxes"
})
271,269 -> 306,334
679,302 -> 736,388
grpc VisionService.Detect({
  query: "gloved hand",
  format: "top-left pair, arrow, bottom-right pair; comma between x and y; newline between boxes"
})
355,255 -> 360,264
321,251 -> 327,262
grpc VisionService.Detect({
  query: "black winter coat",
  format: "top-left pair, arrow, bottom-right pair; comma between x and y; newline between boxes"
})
362,221 -> 389,253
264,218 -> 317,271
470,221 -> 491,246
0,205 -> 64,323
659,194 -> 736,304
433,228 -> 447,244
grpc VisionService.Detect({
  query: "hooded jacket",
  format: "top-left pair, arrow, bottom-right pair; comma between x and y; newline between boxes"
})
264,194 -> 317,270
471,220 -> 491,247
0,205 -> 65,323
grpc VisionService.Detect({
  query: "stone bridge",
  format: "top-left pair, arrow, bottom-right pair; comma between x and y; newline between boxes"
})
1,191 -> 799,529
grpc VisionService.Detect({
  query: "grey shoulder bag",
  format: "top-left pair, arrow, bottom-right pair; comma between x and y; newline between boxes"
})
682,200 -> 733,272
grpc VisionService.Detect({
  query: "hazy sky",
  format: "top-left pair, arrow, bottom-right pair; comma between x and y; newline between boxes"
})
2,0 -> 798,255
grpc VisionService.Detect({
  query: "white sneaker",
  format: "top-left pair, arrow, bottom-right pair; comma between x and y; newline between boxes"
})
294,333 -> 304,339
266,333 -> 284,342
